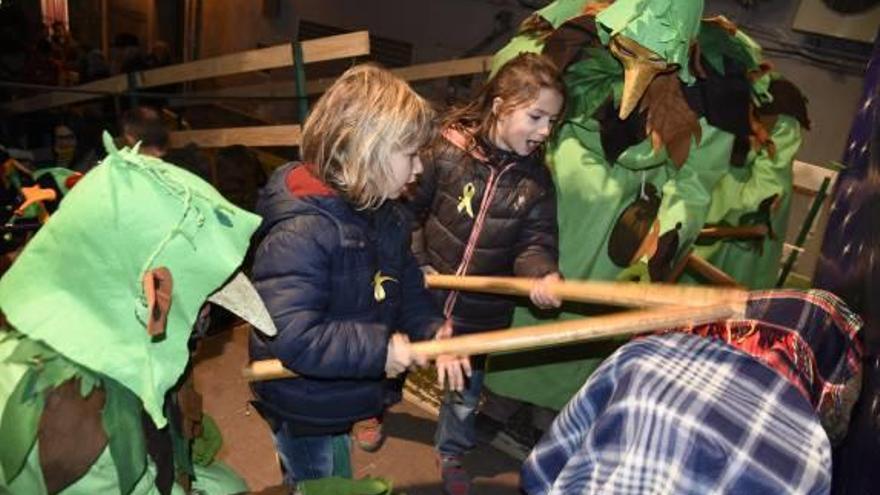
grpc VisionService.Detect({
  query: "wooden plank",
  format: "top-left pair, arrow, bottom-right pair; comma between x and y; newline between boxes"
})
392,55 -> 492,83
168,55 -> 494,105
793,160 -> 839,194
4,75 -> 129,113
4,31 -> 369,114
168,125 -> 301,149
138,31 -> 369,89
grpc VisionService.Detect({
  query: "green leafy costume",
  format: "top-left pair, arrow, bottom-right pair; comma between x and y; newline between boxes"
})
0,134 -> 260,494
484,0 -> 808,409
691,114 -> 804,289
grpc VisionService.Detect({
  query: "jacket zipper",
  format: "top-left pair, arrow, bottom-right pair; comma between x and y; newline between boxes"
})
443,162 -> 517,319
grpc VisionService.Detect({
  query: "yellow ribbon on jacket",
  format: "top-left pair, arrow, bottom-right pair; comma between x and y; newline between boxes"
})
457,182 -> 476,219
373,271 -> 398,302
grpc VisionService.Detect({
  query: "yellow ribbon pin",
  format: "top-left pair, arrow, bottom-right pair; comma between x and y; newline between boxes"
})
457,182 -> 476,219
373,271 -> 398,302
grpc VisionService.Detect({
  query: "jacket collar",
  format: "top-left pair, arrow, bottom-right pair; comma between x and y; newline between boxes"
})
442,125 -> 535,168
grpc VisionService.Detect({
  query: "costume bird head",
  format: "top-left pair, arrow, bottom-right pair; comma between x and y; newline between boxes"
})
595,0 -> 704,118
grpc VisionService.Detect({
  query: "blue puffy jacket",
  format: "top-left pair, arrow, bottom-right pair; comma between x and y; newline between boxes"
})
249,163 -> 443,435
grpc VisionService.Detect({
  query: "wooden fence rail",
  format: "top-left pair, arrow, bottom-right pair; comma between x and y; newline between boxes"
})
3,32 -> 370,114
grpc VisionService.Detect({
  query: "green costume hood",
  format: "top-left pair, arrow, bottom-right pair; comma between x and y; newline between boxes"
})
0,133 -> 261,426
596,0 -> 704,83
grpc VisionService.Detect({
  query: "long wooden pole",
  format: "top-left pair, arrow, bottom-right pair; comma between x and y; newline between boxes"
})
242,302 -> 742,382
424,274 -> 748,309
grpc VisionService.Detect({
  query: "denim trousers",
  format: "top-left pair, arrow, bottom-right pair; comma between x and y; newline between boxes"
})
271,421 -> 352,485
435,365 -> 486,458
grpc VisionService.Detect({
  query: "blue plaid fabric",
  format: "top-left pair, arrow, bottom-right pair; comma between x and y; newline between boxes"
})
522,333 -> 831,494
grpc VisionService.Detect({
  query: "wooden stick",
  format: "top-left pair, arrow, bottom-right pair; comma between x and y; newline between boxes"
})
424,274 -> 748,309
684,255 -> 744,288
243,302 -> 743,381
698,225 -> 768,240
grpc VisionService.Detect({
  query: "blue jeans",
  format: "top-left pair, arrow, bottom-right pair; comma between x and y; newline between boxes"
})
435,366 -> 485,458
271,422 -> 352,485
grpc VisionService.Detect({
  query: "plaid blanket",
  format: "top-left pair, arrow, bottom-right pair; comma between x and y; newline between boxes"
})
666,289 -> 863,443
522,333 -> 831,494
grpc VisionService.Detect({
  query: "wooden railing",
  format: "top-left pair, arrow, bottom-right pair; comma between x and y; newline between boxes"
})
3,31 -> 370,114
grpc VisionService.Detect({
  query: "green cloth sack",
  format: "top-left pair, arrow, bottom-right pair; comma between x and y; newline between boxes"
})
0,133 -> 261,427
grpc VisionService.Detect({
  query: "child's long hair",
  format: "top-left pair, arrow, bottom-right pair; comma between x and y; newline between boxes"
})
443,52 -> 565,139
302,64 -> 435,209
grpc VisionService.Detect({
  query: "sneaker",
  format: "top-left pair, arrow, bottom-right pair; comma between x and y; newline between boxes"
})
352,416 -> 385,453
438,455 -> 471,495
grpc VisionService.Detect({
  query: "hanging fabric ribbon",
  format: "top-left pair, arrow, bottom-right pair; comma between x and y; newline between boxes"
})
372,271 -> 397,302
457,182 -> 476,218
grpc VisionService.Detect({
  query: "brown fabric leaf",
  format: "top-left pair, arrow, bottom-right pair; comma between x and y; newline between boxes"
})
38,380 -> 108,494
518,13 -> 554,41
756,78 -> 811,130
583,1 -> 614,17
749,105 -> 777,160
176,472 -> 192,494
689,41 -> 707,79
543,14 -> 601,69
748,62 -> 774,83
176,371 -> 203,440
702,15 -> 739,35
641,72 -> 702,168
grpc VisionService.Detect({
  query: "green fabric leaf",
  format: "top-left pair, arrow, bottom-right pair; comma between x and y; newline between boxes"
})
564,48 -> 623,120
32,359 -> 77,396
5,336 -> 58,368
595,0 -> 703,83
33,167 -> 80,196
0,327 -> 19,343
537,0 -> 593,28
79,372 -> 99,397
4,334 -> 92,397
192,414 -> 223,467
697,22 -> 762,74
0,369 -> 43,484
101,378 -> 147,495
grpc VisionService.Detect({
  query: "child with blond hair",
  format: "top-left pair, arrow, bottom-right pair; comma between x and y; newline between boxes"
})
248,63 -> 466,485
